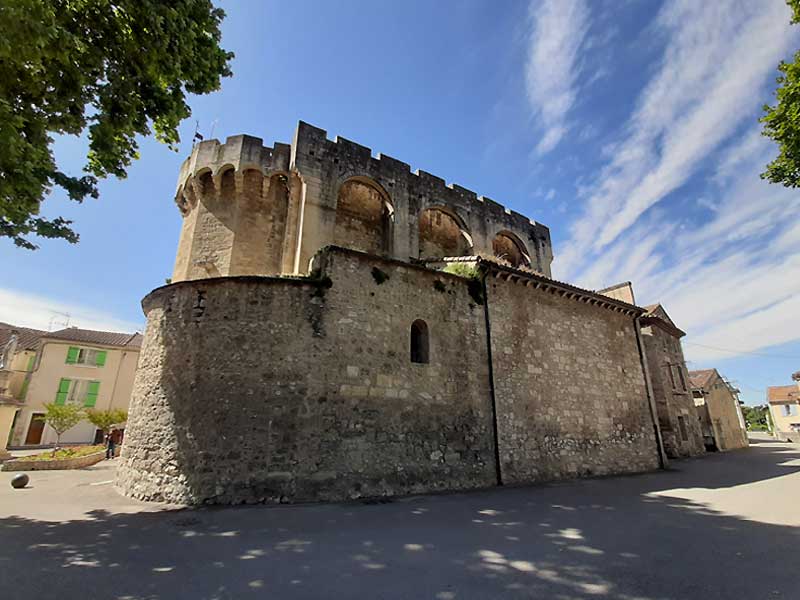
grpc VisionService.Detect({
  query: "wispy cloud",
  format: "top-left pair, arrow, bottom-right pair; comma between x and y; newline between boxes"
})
525,0 -> 591,155
577,129 -> 800,364
0,287 -> 143,333
558,0 -> 797,278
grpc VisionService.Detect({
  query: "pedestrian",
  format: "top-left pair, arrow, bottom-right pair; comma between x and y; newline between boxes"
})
105,428 -> 117,459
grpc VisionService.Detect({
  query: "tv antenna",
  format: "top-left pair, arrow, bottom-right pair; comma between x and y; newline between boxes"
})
48,311 -> 71,331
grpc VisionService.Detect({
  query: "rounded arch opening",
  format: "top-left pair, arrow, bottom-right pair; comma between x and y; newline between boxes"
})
418,206 -> 473,259
492,231 -> 531,268
410,319 -> 430,364
334,177 -> 393,256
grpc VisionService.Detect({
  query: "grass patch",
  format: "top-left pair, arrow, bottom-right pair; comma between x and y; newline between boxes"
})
23,445 -> 104,461
442,263 -> 480,278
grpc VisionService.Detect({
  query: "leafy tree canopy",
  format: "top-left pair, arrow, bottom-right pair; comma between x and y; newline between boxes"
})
37,403 -> 85,453
86,408 -> 128,433
0,0 -> 232,249
761,0 -> 800,187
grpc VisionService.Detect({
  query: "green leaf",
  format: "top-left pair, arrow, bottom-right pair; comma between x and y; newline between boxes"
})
0,0 -> 233,249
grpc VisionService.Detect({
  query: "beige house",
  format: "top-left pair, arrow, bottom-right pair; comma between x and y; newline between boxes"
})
767,372 -> 800,442
3,325 -> 141,448
689,369 -> 748,451
0,323 -> 46,458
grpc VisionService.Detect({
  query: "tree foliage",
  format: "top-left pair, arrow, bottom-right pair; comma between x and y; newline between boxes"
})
0,0 -> 233,248
761,0 -> 800,187
741,404 -> 771,431
36,403 -> 85,453
86,408 -> 128,434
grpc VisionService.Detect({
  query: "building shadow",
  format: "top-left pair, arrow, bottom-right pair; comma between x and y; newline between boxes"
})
1,440 -> 798,600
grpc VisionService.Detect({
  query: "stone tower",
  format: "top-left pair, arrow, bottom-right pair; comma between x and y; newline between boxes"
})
171,122 -> 554,282
172,135 -> 295,281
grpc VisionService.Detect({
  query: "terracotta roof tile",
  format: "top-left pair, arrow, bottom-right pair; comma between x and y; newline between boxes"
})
689,369 -> 717,390
42,327 -> 142,349
767,384 -> 799,404
0,322 -> 46,351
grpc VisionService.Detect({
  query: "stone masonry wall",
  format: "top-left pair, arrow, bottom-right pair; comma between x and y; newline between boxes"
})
486,272 -> 660,483
641,326 -> 704,458
117,248 -> 497,504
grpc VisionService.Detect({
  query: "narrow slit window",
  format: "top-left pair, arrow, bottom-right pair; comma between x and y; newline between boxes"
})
410,319 -> 429,364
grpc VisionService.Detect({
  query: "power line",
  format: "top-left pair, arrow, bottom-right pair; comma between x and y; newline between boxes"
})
683,341 -> 800,360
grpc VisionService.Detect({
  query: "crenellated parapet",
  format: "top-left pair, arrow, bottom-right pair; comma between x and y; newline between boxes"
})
171,135 -> 294,282
289,121 -> 553,275
169,120 -> 554,282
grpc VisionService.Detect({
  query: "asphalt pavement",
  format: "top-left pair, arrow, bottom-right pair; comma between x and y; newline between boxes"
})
1,434 -> 798,600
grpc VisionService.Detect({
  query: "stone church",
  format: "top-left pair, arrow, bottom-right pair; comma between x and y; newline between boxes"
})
118,121 -> 674,505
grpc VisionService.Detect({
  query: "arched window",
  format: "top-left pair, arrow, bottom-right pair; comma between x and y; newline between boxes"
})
410,319 -> 430,364
418,207 -> 473,259
334,178 -> 393,256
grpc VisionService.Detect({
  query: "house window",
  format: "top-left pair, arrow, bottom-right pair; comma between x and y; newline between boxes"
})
410,320 -> 429,364
65,346 -> 107,367
55,378 -> 100,407
669,364 -> 687,392
782,405 -> 799,417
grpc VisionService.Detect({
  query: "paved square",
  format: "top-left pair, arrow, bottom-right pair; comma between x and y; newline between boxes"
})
1,435 -> 798,600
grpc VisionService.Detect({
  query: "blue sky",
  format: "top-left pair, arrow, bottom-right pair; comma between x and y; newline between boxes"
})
2,0 -> 798,404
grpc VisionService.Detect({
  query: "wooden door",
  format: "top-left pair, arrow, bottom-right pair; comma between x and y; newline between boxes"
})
25,414 -> 45,445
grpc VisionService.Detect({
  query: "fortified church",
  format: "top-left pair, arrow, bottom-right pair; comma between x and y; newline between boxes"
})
118,121 -> 687,505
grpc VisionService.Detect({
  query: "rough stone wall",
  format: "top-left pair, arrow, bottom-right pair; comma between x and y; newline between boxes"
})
703,377 -> 748,451
485,273 -> 660,483
169,122 -> 554,283
418,208 -> 473,260
641,326 -> 704,458
118,249 -> 497,504
332,179 -> 390,255
291,122 -> 553,275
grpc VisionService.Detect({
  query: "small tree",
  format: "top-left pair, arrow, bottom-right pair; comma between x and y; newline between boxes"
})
86,409 -> 128,436
36,404 -> 85,456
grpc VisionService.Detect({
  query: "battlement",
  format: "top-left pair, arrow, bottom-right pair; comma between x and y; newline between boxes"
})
175,135 -> 291,197
291,121 -> 544,233
169,120 -> 554,283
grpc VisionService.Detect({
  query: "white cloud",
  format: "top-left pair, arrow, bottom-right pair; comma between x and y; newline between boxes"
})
525,0 -> 591,156
575,129 -> 800,365
557,0 -> 797,278
0,287 -> 143,333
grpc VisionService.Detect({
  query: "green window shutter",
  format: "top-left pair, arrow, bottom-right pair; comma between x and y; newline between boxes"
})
65,347 -> 79,364
26,355 -> 35,371
84,381 -> 100,407
17,377 -> 30,400
95,351 -> 107,367
55,377 -> 71,405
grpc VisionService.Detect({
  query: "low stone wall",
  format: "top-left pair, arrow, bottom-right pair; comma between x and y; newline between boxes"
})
2,451 -> 106,471
118,248 -> 663,505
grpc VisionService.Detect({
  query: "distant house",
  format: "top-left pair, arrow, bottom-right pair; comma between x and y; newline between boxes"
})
767,373 -> 800,443
639,304 -> 705,458
0,323 -> 46,458
2,324 -> 142,448
689,369 -> 748,451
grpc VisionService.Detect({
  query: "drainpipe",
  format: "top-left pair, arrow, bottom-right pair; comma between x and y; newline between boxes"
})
108,350 -> 125,411
480,267 -> 503,486
633,316 -> 669,469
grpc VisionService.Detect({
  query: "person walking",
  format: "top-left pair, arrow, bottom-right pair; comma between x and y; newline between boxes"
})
105,428 -> 117,459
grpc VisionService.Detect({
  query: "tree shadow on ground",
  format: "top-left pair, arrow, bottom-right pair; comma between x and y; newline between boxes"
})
1,441 -> 799,600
